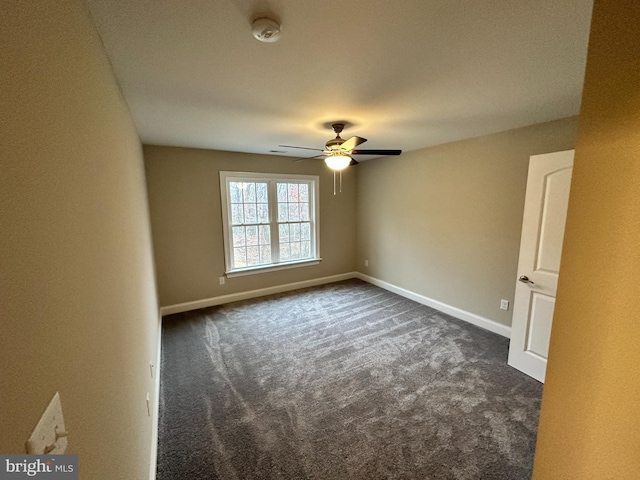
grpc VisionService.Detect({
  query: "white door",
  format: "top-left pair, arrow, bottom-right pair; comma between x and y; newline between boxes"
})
508,150 -> 574,382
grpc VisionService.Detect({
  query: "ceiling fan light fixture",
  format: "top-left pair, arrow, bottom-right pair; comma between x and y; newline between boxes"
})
325,155 -> 351,171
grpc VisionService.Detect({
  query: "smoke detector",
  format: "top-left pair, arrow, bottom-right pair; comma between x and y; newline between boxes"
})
252,17 -> 281,43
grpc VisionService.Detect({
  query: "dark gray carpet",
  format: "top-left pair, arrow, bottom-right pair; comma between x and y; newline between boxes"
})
157,279 -> 542,480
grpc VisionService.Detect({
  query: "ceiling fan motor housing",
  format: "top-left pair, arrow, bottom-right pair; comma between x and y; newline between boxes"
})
325,137 -> 344,150
325,123 -> 346,151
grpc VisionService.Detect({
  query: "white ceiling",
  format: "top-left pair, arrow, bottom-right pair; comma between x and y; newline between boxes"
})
87,0 -> 593,160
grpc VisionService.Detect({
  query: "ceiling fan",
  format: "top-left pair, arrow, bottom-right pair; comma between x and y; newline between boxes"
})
279,123 -> 402,171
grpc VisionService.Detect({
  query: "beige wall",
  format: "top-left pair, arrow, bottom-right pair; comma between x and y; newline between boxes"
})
356,118 -> 579,326
0,2 -> 159,479
533,1 -> 640,478
144,146 -> 357,307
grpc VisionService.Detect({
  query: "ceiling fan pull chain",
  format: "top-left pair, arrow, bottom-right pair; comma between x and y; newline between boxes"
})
333,170 -> 336,196
340,170 -> 343,193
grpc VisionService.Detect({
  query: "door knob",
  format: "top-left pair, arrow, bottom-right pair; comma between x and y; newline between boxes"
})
518,275 -> 534,285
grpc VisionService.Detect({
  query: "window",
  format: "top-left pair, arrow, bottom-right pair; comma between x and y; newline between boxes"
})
220,171 -> 320,276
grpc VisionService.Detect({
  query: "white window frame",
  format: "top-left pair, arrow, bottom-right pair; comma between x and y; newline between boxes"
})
220,171 -> 321,277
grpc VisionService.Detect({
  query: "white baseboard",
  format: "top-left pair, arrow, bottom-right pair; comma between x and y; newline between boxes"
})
149,312 -> 162,480
159,271 -> 512,338
159,272 -> 357,316
356,273 -> 511,338
152,273 -> 508,477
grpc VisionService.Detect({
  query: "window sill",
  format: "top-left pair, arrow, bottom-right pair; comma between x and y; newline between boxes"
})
225,258 -> 322,278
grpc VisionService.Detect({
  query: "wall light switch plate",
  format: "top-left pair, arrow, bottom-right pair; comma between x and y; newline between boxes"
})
500,299 -> 509,311
26,391 -> 68,454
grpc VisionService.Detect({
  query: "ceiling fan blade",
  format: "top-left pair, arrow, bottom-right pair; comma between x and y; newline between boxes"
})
351,149 -> 402,156
279,145 -> 325,152
349,158 -> 359,166
292,154 -> 325,163
339,136 -> 367,152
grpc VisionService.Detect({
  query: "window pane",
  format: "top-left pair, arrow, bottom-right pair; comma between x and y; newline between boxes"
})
291,223 -> 301,241
256,182 -> 268,203
301,223 -> 310,240
246,246 -> 260,266
244,182 -> 256,203
280,243 -> 290,261
232,226 -> 246,247
277,183 -> 287,202
279,224 -> 289,242
301,241 -> 310,258
299,183 -> 309,202
230,182 -> 242,203
238,182 -> 247,200
287,183 -> 298,202
257,204 -> 269,223
246,225 -> 259,246
231,204 -> 244,224
300,203 -> 310,221
291,242 -> 301,259
288,203 -> 300,222
234,247 -> 246,268
260,245 -> 271,264
259,225 -> 270,245
244,203 -> 257,224
278,203 -> 288,222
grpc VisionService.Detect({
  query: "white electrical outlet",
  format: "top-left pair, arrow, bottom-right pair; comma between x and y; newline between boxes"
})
26,392 -> 68,455
219,276 -> 225,285
150,362 -> 154,379
500,299 -> 509,311
364,260 -> 369,267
